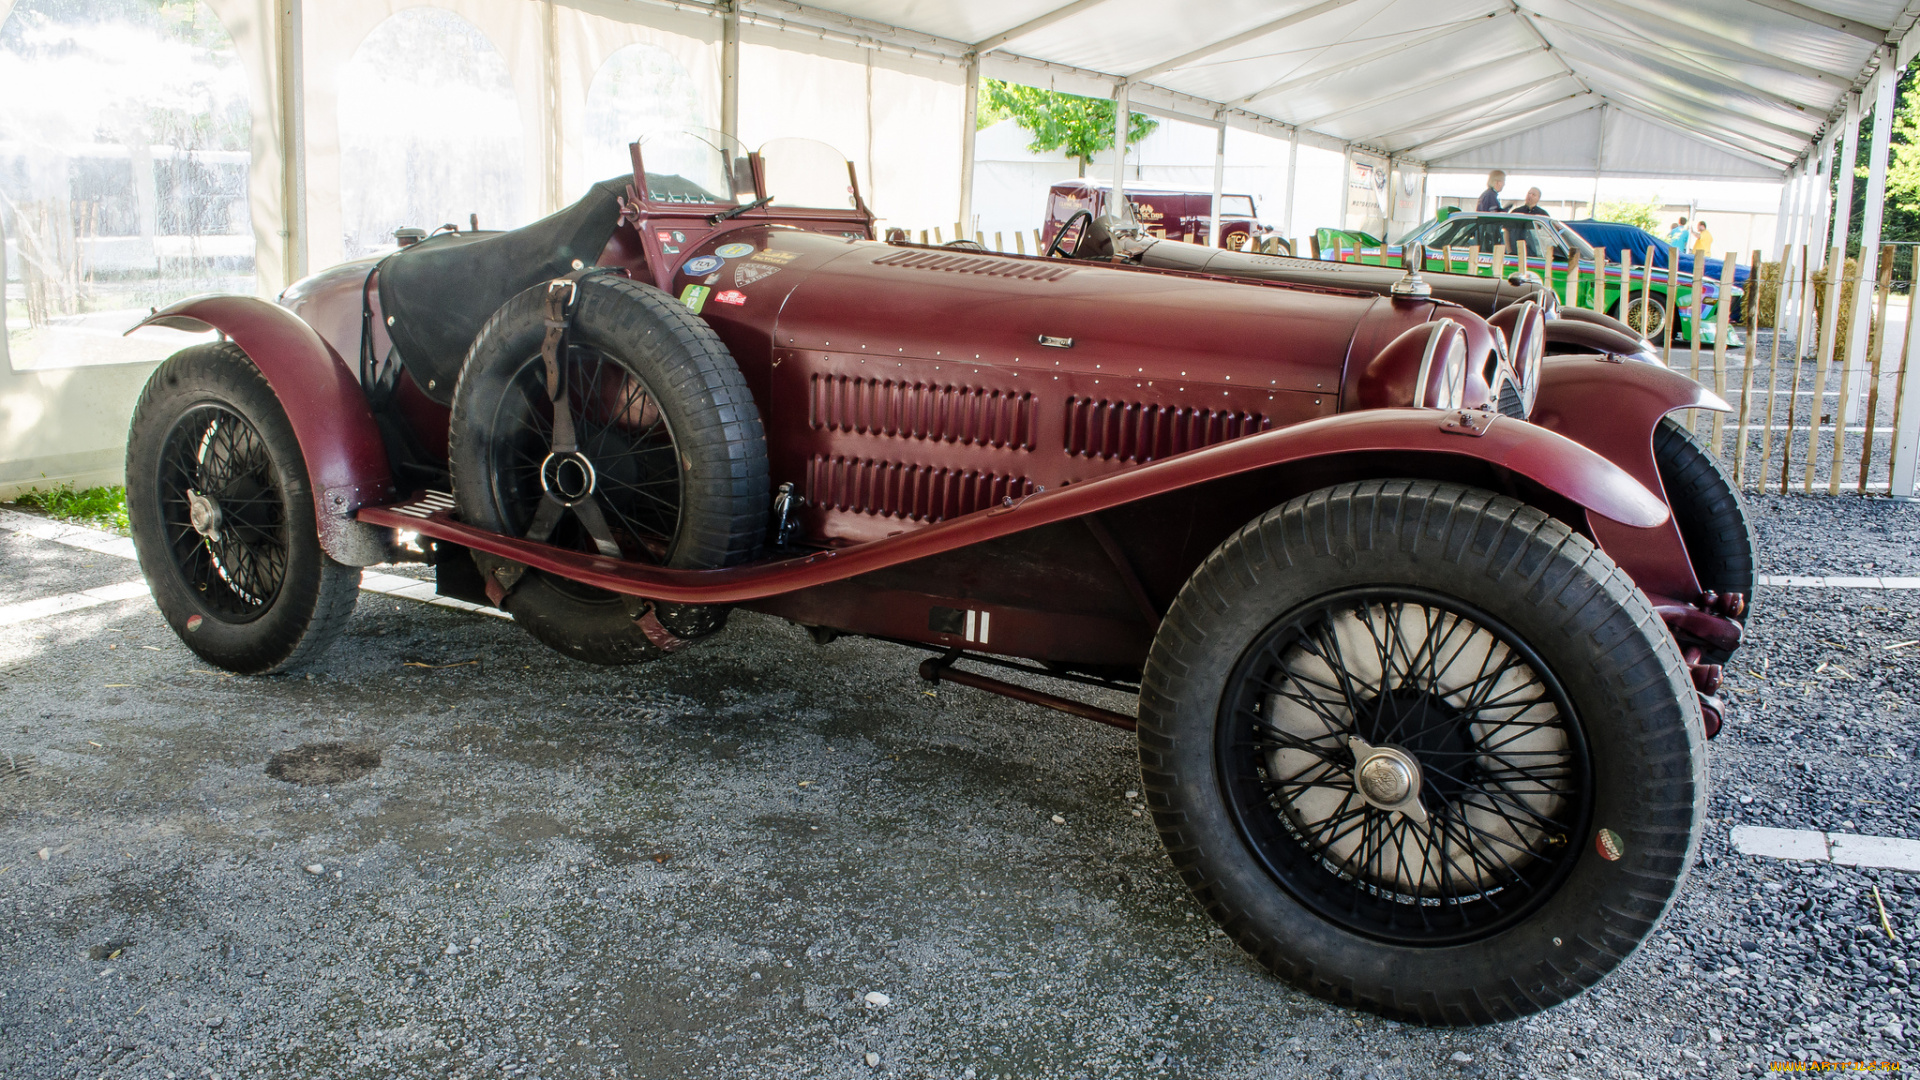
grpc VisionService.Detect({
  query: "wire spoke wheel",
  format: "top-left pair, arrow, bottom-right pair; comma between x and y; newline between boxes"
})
484,342 -> 684,600
156,403 -> 290,621
1217,586 -> 1591,946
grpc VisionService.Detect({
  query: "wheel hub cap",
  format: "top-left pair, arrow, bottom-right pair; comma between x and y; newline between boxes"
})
539,451 -> 598,506
1347,736 -> 1428,823
185,489 -> 223,543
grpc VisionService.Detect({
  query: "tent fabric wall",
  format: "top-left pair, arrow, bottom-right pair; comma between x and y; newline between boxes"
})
0,0 -> 966,498
1424,101 -> 1786,182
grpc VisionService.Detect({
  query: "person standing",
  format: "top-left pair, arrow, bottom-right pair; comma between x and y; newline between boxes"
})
1692,219 -> 1713,256
1513,187 -> 1550,217
1667,216 -> 1690,246
1476,171 -> 1506,212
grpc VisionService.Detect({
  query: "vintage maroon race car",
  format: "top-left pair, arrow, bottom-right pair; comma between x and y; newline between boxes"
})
124,130 -> 1738,1026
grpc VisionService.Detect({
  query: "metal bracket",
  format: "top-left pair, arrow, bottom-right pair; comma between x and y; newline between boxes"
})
1441,409 -> 1495,436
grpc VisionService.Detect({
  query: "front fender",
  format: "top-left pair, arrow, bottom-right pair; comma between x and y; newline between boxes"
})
130,294 -> 394,565
1545,318 -> 1662,366
359,407 -> 1667,604
1530,355 -> 1729,600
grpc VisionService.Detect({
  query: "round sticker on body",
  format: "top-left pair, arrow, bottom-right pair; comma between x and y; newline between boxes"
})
681,255 -> 723,276
714,242 -> 756,259
1594,828 -> 1624,862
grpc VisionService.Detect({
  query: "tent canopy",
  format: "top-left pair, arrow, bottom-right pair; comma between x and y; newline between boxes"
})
739,0 -> 1920,179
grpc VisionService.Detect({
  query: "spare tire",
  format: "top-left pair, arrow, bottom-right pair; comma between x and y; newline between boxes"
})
449,274 -> 769,664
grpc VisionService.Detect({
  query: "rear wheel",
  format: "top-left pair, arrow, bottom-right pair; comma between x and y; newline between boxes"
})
449,275 -> 768,665
126,342 -> 360,673
1138,480 -> 1704,1025
1616,293 -> 1667,340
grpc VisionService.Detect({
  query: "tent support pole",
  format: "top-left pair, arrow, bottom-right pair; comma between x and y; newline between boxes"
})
959,52 -> 978,239
1840,54 -> 1898,435
274,0 -> 306,288
1283,128 -> 1299,240
1590,103 -> 1606,216
1808,95 -> 1861,491
1208,118 -> 1226,248
1112,80 -> 1130,223
721,1 -> 740,142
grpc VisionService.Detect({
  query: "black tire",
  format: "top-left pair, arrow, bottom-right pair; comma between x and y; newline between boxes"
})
1137,480 -> 1704,1025
126,342 -> 361,674
449,275 -> 768,665
1654,416 -> 1756,625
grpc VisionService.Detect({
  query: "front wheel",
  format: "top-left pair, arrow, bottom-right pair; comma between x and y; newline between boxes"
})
126,342 -> 361,673
1138,480 -> 1704,1025
1654,417 -> 1755,634
1615,293 -> 1668,340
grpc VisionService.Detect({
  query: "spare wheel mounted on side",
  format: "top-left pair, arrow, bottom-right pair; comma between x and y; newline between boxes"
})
449,274 -> 770,664
1139,480 -> 1705,1025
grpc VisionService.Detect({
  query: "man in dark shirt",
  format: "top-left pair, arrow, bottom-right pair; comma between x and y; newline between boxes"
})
1513,187 -> 1549,216
1476,170 -> 1506,212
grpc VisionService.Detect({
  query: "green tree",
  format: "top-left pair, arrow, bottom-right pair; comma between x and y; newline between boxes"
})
1863,63 -> 1920,278
980,78 -> 1157,177
1595,198 -> 1663,231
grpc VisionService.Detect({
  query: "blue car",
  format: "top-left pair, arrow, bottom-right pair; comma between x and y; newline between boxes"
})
1565,219 -> 1751,319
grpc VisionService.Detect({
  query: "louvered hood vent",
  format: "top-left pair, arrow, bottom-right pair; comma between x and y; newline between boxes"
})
1064,397 -> 1270,463
872,249 -> 1076,281
807,455 -> 1034,522
810,374 -> 1034,449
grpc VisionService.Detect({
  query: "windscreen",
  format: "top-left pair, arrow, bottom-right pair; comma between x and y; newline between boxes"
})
758,138 -> 859,211
1219,195 -> 1256,218
637,128 -> 753,205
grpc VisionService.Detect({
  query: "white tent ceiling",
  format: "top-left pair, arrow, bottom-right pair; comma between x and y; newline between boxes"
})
713,0 -> 1920,178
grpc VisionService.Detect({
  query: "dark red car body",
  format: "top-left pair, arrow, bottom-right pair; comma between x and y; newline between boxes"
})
132,143 -> 1734,715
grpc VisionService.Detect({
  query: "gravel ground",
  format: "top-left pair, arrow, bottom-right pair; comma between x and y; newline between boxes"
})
0,497 -> 1915,1079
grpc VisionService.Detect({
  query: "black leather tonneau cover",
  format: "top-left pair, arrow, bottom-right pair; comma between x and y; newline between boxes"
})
378,176 -> 628,402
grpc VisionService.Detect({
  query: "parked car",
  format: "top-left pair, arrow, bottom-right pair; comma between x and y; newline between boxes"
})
1564,219 -> 1751,321
1042,178 -> 1274,252
1318,211 -> 1732,344
125,129 -> 1741,1027
1044,217 -> 1757,624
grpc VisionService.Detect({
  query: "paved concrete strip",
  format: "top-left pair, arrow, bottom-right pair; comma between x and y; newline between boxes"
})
1731,825 -> 1920,871
1757,574 -> 1920,589
0,508 -> 509,620
0,580 -> 152,627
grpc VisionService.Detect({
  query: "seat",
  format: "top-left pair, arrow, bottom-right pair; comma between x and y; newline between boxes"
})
378,175 -> 628,403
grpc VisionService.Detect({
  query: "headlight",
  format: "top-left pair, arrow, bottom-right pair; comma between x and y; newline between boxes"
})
1418,322 -> 1468,411
1487,300 -> 1546,417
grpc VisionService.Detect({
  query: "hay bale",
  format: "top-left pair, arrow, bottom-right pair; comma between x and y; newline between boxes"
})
1747,261 -> 1783,329
1811,257 -> 1867,360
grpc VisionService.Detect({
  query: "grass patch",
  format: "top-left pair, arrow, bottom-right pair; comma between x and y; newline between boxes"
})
8,483 -> 130,533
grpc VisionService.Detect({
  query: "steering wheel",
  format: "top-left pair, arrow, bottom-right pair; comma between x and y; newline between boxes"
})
1045,210 -> 1093,258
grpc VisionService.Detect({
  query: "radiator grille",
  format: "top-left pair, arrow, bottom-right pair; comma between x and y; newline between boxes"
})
1497,380 -> 1528,419
1063,398 -> 1270,462
809,375 -> 1034,449
872,249 -> 1076,281
806,455 -> 1034,522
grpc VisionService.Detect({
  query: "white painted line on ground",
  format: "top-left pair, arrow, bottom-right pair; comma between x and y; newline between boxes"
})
1757,574 -> 1920,590
1731,825 -> 1920,872
0,580 -> 152,627
0,508 -> 509,621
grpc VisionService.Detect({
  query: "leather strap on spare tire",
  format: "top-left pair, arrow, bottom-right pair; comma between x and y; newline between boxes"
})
448,273 -> 770,666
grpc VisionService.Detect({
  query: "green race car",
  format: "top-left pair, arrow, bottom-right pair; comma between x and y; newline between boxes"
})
1317,210 -> 1731,344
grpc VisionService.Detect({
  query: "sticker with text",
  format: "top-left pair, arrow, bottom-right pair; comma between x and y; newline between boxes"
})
1594,828 -> 1623,862
750,250 -> 799,264
712,289 -> 747,306
681,255 -> 723,276
678,284 -> 710,314
735,262 -> 781,287
714,242 -> 755,259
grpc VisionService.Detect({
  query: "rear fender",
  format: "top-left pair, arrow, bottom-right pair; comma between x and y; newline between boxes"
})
359,408 -> 1666,604
1529,355 -> 1729,600
131,294 -> 394,565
